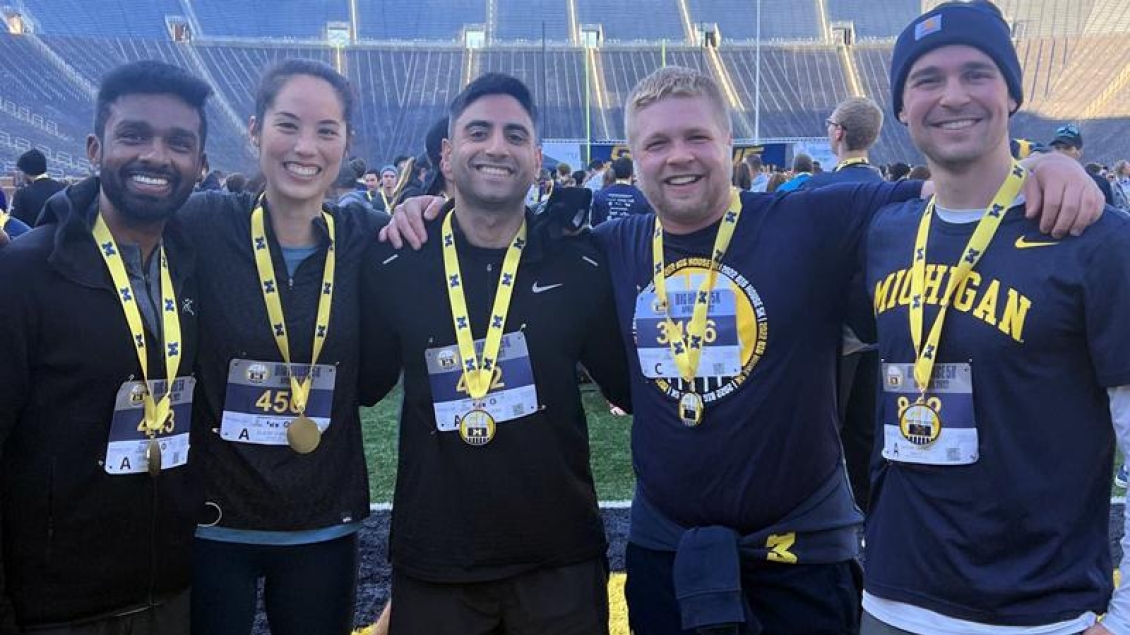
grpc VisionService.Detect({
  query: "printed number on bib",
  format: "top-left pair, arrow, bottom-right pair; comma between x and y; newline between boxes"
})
880,362 -> 978,465
219,359 -> 337,446
425,332 -> 538,431
635,284 -> 741,379
105,377 -> 195,475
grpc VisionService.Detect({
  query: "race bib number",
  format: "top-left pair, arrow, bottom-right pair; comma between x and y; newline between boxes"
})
425,332 -> 538,431
105,376 -> 195,475
881,362 -> 978,465
219,359 -> 336,446
634,283 -> 742,379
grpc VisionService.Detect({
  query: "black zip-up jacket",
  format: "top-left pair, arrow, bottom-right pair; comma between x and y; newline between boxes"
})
0,177 -> 200,630
179,192 -> 386,531
360,206 -> 631,583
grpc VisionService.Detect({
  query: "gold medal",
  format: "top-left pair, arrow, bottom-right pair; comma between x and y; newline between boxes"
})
287,415 -> 322,454
899,398 -> 942,446
678,391 -> 704,427
250,198 -> 336,447
146,436 -> 162,476
459,409 -> 496,446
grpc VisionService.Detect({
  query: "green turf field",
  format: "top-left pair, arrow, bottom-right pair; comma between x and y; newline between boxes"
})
363,387 -> 1128,503
361,383 -> 635,503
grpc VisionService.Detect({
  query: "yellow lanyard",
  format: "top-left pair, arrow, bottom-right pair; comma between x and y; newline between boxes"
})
441,211 -> 527,399
92,213 -> 182,436
835,157 -> 869,172
249,196 -> 335,415
909,161 -> 1026,394
380,190 -> 391,212
652,189 -> 742,384
0,211 -> 9,230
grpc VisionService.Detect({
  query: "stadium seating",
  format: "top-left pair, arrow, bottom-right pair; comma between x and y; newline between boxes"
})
475,49 -> 588,137
722,46 -> 849,138
189,0 -> 350,40
1084,0 -> 1130,34
826,0 -> 920,40
686,0 -> 821,41
575,0 -> 685,42
2,4 -> 1130,174
850,44 -> 922,164
22,0 -> 182,38
493,0 -> 572,42
346,48 -> 465,160
0,33 -> 94,173
356,0 -> 484,42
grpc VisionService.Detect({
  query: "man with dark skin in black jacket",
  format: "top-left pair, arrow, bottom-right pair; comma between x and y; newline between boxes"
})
0,60 -> 210,635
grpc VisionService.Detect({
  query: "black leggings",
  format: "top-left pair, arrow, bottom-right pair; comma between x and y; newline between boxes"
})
190,533 -> 359,635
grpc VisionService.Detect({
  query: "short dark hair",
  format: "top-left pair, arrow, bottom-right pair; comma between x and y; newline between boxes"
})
572,170 -> 587,184
744,154 -> 763,170
255,59 -> 355,136
95,60 -> 212,147
588,158 -> 605,170
364,169 -> 381,178
792,153 -> 813,173
224,173 -> 248,194
16,148 -> 47,176
889,162 -> 911,180
448,73 -> 538,138
611,157 -> 633,180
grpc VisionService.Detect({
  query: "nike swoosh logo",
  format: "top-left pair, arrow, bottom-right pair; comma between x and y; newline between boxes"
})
531,282 -> 564,294
1014,236 -> 1058,249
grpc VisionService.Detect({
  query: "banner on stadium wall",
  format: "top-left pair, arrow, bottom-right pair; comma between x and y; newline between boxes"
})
790,140 -> 836,170
541,141 -> 585,171
586,143 -> 789,170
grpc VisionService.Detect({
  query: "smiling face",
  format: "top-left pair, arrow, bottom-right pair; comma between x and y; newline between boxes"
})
87,92 -> 204,223
628,94 -> 733,234
251,73 -> 347,210
899,44 -> 1015,174
442,93 -> 541,214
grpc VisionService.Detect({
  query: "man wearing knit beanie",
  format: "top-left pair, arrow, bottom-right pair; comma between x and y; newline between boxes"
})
862,2 -> 1127,634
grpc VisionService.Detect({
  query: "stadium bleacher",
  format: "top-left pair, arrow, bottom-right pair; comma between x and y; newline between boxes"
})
20,0 -> 181,38
355,0 -> 484,42
575,0 -> 684,42
826,0 -> 920,40
493,0 -> 572,43
189,0 -> 350,40
346,47 -> 464,160
686,0 -> 821,41
2,1 -> 1129,175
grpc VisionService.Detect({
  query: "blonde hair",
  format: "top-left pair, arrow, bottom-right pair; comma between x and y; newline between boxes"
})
832,97 -> 883,151
625,66 -> 731,141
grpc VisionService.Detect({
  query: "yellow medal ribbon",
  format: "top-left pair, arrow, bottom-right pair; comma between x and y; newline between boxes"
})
652,189 -> 742,385
250,195 -> 335,415
909,161 -> 1026,394
441,211 -> 527,400
0,211 -> 10,229
835,157 -> 870,172
92,213 -> 182,437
